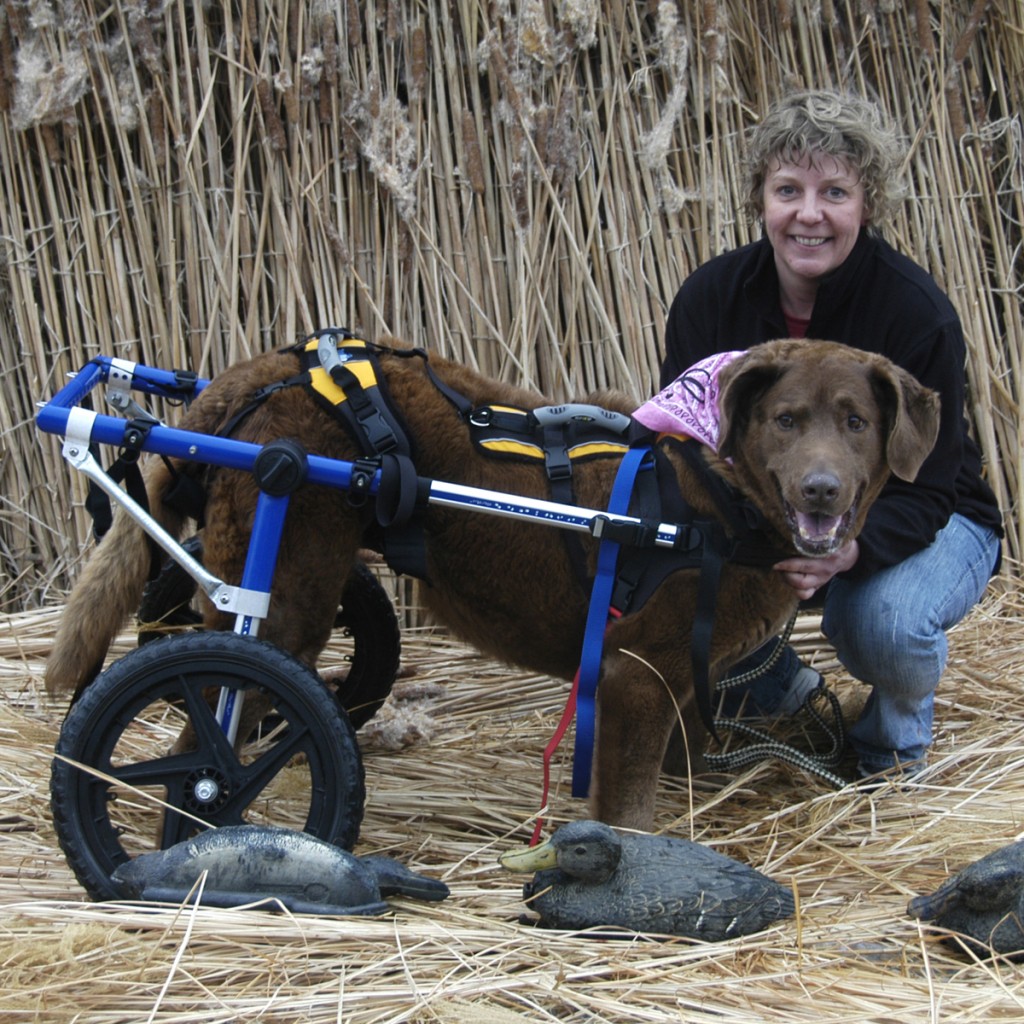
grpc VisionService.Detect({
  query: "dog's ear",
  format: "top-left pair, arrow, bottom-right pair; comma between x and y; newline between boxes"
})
869,360 -> 941,481
716,344 -> 789,459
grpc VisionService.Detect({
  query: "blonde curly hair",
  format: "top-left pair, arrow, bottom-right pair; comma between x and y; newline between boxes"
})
743,90 -> 907,230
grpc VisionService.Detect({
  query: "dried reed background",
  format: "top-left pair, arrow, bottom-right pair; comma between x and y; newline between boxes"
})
0,0 -> 1021,610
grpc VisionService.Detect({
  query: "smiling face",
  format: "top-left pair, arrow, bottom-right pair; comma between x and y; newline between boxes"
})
762,153 -> 868,314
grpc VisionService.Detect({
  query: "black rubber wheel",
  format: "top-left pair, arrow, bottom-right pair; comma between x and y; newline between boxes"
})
51,631 -> 365,901
138,542 -> 400,729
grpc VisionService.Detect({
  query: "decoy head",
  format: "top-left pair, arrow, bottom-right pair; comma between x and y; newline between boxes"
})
500,820 -> 624,884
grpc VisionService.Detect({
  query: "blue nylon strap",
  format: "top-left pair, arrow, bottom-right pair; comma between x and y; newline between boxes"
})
571,445 -> 653,797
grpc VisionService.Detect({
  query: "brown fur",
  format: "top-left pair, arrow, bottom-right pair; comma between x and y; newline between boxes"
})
44,339 -> 939,831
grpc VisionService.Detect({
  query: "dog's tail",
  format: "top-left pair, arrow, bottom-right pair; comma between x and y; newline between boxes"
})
43,456 -> 187,698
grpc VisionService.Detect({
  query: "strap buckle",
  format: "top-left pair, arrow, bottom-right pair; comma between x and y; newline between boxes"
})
347,458 -> 379,508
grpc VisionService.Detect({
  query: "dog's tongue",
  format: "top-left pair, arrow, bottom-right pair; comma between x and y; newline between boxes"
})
796,511 -> 843,544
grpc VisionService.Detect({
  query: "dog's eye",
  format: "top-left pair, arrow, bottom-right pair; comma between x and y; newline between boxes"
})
776,413 -> 795,430
847,415 -> 867,432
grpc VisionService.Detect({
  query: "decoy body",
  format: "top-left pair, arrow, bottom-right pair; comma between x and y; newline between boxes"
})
908,840 -> 1024,958
499,820 -> 794,939
111,825 -> 449,916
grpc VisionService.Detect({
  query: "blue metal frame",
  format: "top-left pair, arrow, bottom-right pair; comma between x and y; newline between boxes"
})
38,356 -> 687,556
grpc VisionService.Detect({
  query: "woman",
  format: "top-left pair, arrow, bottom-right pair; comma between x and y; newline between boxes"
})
660,90 -> 1002,780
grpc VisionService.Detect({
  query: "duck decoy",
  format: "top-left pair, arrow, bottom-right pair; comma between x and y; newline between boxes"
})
908,840 -> 1024,958
111,825 -> 449,916
499,819 -> 794,939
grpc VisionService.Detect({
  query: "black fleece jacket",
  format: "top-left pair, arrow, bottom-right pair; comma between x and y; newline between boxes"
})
661,230 -> 1002,581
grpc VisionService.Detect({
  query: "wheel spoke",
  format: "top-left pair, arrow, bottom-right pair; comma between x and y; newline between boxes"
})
158,792 -> 203,847
223,722 -> 313,816
111,750 -> 207,788
179,679 -> 240,764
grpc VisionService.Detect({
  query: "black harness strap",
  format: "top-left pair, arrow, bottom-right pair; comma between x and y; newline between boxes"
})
665,436 -> 788,567
83,418 -> 168,580
216,373 -> 309,442
322,359 -> 401,454
468,403 -> 634,590
299,333 -> 434,579
336,334 -> 475,422
608,452 -> 666,612
605,431 -> 796,743
374,452 -> 424,527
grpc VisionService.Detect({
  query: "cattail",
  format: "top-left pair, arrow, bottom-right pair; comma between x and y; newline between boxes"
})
386,0 -> 400,43
511,163 -> 529,230
324,215 -> 352,267
533,106 -> 549,168
245,0 -> 258,42
280,70 -> 300,126
257,76 -> 287,151
0,18 -> 15,113
702,0 -> 720,62
461,109 -> 485,195
345,0 -> 361,44
953,0 -> 988,63
41,123 -> 62,163
321,14 -> 339,88
127,8 -> 162,77
946,76 -> 967,141
913,0 -> 935,56
320,14 -> 339,124
285,2 -> 300,60
146,91 -> 166,167
409,26 -> 427,98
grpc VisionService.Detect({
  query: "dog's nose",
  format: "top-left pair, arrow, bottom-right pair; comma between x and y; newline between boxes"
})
801,471 -> 841,508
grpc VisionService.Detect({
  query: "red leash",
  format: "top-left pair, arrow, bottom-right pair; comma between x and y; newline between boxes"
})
530,671 -> 580,846
530,607 -> 622,846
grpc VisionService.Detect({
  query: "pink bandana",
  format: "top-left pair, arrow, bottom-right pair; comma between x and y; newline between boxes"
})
633,351 -> 745,453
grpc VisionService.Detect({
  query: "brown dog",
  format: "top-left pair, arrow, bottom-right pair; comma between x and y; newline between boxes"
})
44,338 -> 939,831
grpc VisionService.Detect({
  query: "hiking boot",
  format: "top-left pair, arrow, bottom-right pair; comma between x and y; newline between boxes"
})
717,644 -> 823,720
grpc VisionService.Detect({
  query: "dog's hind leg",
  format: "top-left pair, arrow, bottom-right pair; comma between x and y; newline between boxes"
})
199,471 -> 360,667
174,477 -> 362,753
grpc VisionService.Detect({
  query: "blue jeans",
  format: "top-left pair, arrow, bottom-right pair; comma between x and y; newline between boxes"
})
822,514 -> 1000,773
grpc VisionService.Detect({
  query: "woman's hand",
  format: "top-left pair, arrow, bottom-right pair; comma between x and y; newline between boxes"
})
774,540 -> 859,600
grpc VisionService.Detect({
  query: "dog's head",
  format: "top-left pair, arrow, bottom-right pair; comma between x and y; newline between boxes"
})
716,339 -> 940,557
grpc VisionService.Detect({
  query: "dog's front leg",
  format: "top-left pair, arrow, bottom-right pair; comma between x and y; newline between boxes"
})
589,650 -> 698,832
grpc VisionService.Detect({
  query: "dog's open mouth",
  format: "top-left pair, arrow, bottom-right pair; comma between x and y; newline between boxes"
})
785,503 -> 857,557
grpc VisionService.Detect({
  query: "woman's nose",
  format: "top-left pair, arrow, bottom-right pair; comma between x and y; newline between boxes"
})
796,194 -> 824,222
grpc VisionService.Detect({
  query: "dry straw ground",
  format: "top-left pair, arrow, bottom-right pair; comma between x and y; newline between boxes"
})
3,579 -> 1024,1022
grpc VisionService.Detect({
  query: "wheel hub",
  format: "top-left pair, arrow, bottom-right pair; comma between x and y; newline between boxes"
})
185,768 -> 230,812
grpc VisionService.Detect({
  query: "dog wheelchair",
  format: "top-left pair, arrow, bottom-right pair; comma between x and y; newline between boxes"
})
37,340 -> 700,900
